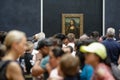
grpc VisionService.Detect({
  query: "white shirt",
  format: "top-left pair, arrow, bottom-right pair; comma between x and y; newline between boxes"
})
50,68 -> 63,80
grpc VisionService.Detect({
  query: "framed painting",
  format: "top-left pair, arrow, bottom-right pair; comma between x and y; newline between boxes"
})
62,14 -> 83,38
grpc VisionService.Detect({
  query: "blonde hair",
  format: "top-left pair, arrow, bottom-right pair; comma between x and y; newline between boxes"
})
26,41 -> 34,52
4,30 -> 26,50
34,32 -> 45,40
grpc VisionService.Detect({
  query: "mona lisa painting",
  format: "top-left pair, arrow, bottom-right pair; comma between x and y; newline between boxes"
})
62,14 -> 83,38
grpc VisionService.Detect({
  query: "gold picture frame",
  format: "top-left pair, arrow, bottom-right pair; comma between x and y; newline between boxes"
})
62,14 -> 83,38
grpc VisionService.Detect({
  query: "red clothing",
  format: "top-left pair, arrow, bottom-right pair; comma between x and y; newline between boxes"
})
92,63 -> 115,80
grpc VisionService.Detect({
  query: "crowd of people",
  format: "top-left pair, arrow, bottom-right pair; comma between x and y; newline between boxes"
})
0,27 -> 120,80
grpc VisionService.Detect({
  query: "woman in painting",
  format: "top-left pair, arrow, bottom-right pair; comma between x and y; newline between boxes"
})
66,19 -> 79,38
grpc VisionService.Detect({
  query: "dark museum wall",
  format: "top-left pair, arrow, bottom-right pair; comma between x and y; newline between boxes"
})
0,0 -> 40,37
105,0 -> 120,39
0,0 -> 102,37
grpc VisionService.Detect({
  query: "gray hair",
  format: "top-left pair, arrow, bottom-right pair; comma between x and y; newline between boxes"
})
106,27 -> 115,37
79,34 -> 89,41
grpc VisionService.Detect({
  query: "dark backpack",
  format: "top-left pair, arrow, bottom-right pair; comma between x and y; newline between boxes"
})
0,61 -> 11,80
111,63 -> 120,80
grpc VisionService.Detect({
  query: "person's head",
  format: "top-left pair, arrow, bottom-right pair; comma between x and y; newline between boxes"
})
59,54 -> 79,77
70,19 -> 75,26
0,44 -> 6,60
49,38 -> 62,48
101,36 -> 107,41
90,31 -> 100,41
53,33 -> 69,46
67,46 -> 73,53
82,39 -> 96,46
33,32 -> 45,42
79,34 -> 89,41
53,33 -> 66,41
62,37 -> 69,46
67,33 -> 75,42
49,47 -> 65,69
36,38 -> 53,57
62,46 -> 73,54
0,31 -> 7,44
106,27 -> 115,38
80,42 -> 107,67
75,39 -> 95,69
26,41 -> 34,53
4,30 -> 27,56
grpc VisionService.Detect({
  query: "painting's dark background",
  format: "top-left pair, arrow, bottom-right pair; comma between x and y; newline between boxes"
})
0,0 -> 102,37
105,0 -> 120,39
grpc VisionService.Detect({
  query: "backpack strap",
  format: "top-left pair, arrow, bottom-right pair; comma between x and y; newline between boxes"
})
0,60 -> 12,80
0,60 -> 11,70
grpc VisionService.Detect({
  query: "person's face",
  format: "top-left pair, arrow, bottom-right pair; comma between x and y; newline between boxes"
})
49,51 -> 58,69
40,46 -> 50,56
13,36 -> 27,56
63,38 -> 69,46
85,53 -> 99,66
70,20 -> 74,25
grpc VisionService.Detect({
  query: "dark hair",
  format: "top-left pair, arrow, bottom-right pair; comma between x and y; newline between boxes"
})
75,41 -> 83,51
54,33 -> 67,41
0,31 -> 7,44
52,47 -> 65,58
36,38 -> 53,50
0,44 -> 6,60
49,38 -> 62,48
76,39 -> 96,69
82,39 -> 96,45
67,46 -> 73,53
102,36 -> 107,41
96,54 -> 111,68
90,31 -> 99,40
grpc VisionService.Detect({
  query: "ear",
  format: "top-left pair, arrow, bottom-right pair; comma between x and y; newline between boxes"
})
11,42 -> 16,48
12,42 -> 18,50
